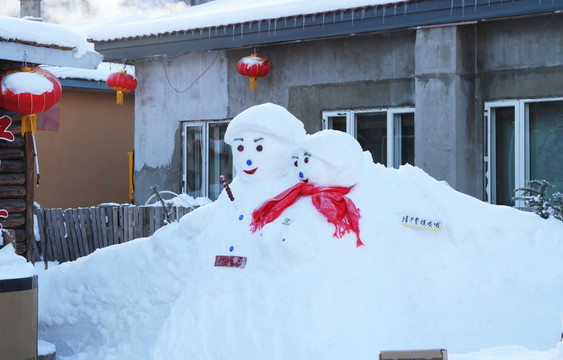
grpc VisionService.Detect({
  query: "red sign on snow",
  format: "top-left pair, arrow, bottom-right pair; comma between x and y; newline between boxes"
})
214,255 -> 247,269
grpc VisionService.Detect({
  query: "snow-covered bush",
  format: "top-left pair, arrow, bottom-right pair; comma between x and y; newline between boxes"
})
515,180 -> 563,221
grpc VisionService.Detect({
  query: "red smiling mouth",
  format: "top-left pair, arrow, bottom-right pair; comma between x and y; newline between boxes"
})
243,168 -> 258,175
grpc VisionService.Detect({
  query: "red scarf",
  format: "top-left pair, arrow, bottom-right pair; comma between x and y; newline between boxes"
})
250,182 -> 364,247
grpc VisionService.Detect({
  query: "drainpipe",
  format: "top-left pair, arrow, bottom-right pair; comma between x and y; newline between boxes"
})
20,0 -> 42,20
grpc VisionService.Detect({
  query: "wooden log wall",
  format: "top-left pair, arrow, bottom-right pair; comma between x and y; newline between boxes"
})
0,60 -> 37,261
0,109 -> 34,260
35,205 -> 193,263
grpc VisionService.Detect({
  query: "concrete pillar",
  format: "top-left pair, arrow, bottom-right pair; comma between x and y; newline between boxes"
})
414,25 -> 478,197
20,0 -> 41,18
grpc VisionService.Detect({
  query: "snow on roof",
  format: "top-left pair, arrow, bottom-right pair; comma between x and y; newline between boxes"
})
0,15 -> 103,69
42,63 -> 135,82
87,0 -> 406,42
0,15 -> 90,54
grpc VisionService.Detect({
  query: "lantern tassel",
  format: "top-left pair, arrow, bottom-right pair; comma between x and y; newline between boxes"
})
116,91 -> 124,105
21,114 -> 37,136
249,77 -> 257,91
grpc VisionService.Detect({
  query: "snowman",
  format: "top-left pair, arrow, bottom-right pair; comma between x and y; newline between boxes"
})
250,129 -> 365,247
222,102 -> 307,216
184,103 -> 307,265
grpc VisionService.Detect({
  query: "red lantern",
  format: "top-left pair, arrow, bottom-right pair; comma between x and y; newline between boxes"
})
237,53 -> 271,91
107,70 -> 137,105
0,66 -> 62,135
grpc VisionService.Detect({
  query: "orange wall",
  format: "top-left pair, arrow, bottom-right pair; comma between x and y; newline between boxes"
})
35,89 -> 134,209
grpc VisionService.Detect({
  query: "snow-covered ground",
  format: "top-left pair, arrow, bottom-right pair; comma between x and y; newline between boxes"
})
27,103 -> 563,359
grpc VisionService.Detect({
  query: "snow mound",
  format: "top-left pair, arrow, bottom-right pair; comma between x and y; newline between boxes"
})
37,163 -> 563,360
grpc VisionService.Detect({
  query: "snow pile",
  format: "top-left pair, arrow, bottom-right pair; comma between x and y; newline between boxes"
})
37,104 -> 563,360
0,242 -> 35,280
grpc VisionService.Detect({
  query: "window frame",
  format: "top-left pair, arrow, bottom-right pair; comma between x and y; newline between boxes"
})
485,97 -> 563,206
181,120 -> 232,199
322,107 -> 415,168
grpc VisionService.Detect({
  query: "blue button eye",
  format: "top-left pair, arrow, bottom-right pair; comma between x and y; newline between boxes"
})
246,159 -> 252,166
299,172 -> 304,178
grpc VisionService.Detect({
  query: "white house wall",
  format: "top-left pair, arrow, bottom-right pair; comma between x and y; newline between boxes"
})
134,50 -> 227,201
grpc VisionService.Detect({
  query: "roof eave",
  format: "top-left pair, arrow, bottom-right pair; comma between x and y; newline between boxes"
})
94,0 -> 563,62
1,40 -> 103,69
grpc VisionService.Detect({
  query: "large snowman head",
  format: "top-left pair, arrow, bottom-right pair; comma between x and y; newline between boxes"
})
225,103 -> 306,182
293,130 -> 364,187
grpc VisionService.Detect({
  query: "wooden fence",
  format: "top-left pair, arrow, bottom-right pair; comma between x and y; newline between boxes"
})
34,205 -> 193,263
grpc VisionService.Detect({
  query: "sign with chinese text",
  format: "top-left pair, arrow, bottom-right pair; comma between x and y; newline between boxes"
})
401,214 -> 442,231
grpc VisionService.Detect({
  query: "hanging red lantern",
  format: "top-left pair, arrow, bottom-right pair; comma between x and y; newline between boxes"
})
237,53 -> 271,91
0,66 -> 62,135
107,70 -> 137,105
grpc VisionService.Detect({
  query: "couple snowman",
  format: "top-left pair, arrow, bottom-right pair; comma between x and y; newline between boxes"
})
223,102 -> 365,248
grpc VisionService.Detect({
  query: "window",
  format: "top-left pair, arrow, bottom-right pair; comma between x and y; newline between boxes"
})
485,99 -> 563,206
182,121 -> 233,200
322,108 -> 415,168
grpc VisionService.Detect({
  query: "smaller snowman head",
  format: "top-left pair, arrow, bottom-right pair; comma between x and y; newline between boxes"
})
293,130 -> 364,187
225,103 -> 306,182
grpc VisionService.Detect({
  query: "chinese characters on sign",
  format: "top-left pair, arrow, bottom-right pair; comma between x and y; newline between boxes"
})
401,214 -> 442,231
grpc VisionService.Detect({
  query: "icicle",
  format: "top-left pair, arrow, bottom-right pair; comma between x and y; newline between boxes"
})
322,14 -> 325,27
274,20 -> 277,35
475,0 -> 478,12
258,21 -> 261,34
268,20 -> 271,35
340,11 -> 344,22
333,13 -> 336,23
284,18 -> 287,27
312,14 -> 316,22
232,25 -> 235,40
451,0 -> 454,15
240,24 -> 244,38
382,6 -> 386,24
191,30 -> 194,36
462,0 -> 465,16
294,16 -> 297,27
404,3 -> 408,16
223,27 -> 227,34
374,6 -> 377,18
302,15 -> 305,29
351,10 -> 355,25
215,27 -> 218,35
394,4 -> 397,16
361,9 -> 365,20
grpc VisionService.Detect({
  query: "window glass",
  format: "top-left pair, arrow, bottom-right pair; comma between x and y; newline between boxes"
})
356,112 -> 387,165
529,101 -> 563,193
395,113 -> 415,167
495,107 -> 515,206
208,122 -> 232,200
185,125 -> 204,198
328,116 -> 347,132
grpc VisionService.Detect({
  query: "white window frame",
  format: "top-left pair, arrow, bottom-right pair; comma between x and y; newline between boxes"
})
181,120 -> 232,198
322,107 -> 414,168
485,97 -> 563,206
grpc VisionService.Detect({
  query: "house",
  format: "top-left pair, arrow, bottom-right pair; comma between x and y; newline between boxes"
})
89,0 -> 563,207
35,64 -> 135,209
0,14 -> 102,259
